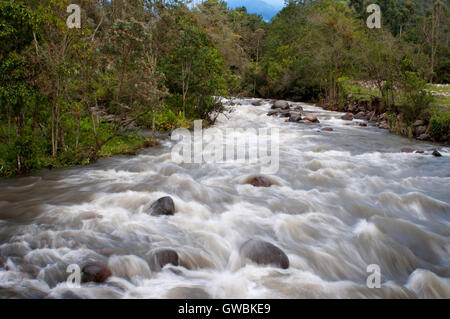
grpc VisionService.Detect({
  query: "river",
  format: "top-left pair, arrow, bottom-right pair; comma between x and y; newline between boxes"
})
0,99 -> 449,299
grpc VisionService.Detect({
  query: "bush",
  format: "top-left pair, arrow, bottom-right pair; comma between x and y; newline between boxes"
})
430,112 -> 450,138
154,110 -> 193,132
400,72 -> 435,123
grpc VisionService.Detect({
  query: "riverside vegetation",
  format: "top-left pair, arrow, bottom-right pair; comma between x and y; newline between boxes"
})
1,0 -> 449,176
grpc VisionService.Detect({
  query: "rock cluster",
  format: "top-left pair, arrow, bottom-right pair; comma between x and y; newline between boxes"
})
267,100 -> 319,124
321,98 -> 448,144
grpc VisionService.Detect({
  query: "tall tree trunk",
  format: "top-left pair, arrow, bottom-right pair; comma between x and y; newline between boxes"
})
51,103 -> 56,158
75,113 -> 80,150
7,103 -> 11,145
151,108 -> 156,144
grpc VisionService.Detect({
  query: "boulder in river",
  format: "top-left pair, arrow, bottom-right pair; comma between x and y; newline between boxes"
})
432,149 -> 442,157
303,115 -> 320,123
252,100 -> 263,106
322,127 -> 334,132
289,113 -> 302,122
359,122 -> 368,127
82,264 -> 112,283
414,125 -> 427,137
148,249 -> 179,271
341,113 -> 353,121
239,239 -> 289,269
280,110 -> 291,118
272,100 -> 290,110
149,196 -> 175,216
245,176 -> 273,188
417,133 -> 431,141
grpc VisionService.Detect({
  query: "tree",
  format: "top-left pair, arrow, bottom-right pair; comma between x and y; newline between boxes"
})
162,17 -> 226,120
422,0 -> 447,83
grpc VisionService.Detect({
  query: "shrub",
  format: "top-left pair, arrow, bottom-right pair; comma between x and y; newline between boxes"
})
400,72 -> 435,123
429,112 -> 450,138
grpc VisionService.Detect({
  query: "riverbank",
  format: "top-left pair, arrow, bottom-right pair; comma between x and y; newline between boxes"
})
0,131 -> 152,178
315,84 -> 450,146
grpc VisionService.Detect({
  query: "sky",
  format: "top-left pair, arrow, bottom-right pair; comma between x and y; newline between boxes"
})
262,0 -> 285,9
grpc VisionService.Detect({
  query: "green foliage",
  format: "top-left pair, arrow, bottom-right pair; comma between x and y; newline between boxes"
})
429,111 -> 450,137
154,110 -> 193,132
400,71 -> 435,123
161,18 -> 227,119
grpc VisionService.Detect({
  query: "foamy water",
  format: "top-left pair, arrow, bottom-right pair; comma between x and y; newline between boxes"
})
0,100 -> 449,299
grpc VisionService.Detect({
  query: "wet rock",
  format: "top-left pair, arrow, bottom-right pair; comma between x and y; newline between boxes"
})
167,287 -> 211,299
272,100 -> 290,110
240,239 -> 289,269
246,176 -> 273,188
354,112 -> 366,120
267,110 -> 279,116
293,105 -> 304,112
414,125 -> 427,137
413,120 -> 426,127
303,115 -> 320,123
359,123 -> 368,127
149,196 -> 175,216
252,100 -> 263,106
280,110 -> 291,118
401,148 -> 416,153
432,149 -> 442,157
341,113 -> 353,121
289,113 -> 302,122
148,249 -> 179,271
417,133 -> 431,141
82,264 -> 112,283
378,121 -> 390,130
322,127 -> 334,132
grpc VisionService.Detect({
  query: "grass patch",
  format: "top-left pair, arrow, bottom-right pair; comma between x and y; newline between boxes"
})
99,133 -> 150,157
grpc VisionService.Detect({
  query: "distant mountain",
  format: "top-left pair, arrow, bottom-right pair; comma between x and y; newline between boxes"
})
225,0 -> 282,21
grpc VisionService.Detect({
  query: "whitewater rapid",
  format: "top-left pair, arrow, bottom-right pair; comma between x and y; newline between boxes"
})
0,99 -> 449,299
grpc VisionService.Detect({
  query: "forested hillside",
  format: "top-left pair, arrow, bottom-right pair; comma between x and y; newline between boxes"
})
0,0 -> 449,176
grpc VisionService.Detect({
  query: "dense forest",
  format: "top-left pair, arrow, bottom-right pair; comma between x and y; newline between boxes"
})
0,0 -> 449,176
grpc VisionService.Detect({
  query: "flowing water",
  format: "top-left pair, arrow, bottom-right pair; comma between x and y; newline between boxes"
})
0,100 -> 449,299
